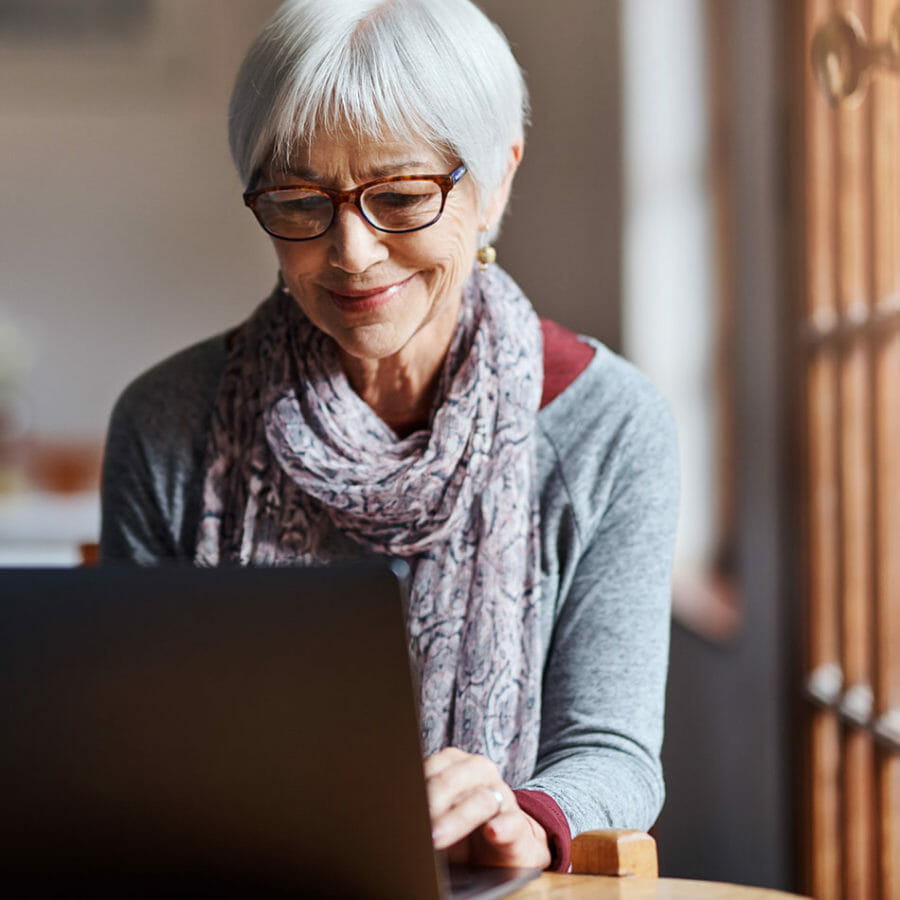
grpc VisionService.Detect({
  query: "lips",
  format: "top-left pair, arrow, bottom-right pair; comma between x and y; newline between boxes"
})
325,275 -> 413,312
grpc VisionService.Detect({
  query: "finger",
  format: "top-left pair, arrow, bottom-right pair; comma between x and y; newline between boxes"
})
423,746 -> 468,779
426,753 -> 503,818
424,750 -> 476,818
481,811 -> 553,869
431,784 -> 510,849
481,809 -> 529,847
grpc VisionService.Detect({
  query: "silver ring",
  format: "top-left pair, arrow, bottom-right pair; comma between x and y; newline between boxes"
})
490,788 -> 504,818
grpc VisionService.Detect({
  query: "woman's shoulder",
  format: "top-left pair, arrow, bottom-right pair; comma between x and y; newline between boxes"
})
536,330 -> 678,527
539,328 -> 675,445
101,332 -> 229,562
111,332 -> 228,429
106,330 -> 229,492
106,333 -> 231,495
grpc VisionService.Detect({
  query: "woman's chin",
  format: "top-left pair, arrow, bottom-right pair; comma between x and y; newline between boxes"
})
332,322 -> 410,363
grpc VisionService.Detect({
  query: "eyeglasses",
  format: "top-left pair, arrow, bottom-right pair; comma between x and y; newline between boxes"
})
243,164 -> 468,241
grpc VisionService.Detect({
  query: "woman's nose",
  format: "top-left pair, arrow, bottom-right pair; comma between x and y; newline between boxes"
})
327,204 -> 389,273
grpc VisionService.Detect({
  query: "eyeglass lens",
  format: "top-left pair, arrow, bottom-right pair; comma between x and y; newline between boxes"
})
254,179 -> 446,240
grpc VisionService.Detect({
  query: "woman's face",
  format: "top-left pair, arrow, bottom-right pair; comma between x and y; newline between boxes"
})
266,132 -> 487,368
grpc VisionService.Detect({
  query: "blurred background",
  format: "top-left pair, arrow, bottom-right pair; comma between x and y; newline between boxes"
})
1,1 -> 899,896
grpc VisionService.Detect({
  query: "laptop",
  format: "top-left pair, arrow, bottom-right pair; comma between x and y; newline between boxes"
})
0,562 -> 540,898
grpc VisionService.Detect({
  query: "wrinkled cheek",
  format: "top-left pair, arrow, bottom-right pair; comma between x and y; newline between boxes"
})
272,243 -> 318,290
432,233 -> 478,300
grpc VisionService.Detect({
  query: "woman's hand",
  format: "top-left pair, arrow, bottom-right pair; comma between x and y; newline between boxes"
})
424,747 -> 552,869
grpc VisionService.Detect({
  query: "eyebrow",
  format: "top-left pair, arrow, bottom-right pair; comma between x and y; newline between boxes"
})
279,161 -> 435,184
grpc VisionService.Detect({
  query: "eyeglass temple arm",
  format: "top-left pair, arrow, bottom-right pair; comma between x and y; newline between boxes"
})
243,168 -> 264,204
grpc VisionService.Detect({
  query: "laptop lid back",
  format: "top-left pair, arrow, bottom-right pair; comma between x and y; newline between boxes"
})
0,562 -> 444,899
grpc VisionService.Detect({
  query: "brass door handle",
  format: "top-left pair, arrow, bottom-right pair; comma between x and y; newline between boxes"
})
811,7 -> 900,105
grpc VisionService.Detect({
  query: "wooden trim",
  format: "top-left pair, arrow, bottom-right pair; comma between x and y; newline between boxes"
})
800,0 -> 841,895
871,5 -> 900,895
878,756 -> 900,900
835,3 -> 877,893
703,0 -> 739,587
796,0 -> 900,895
875,332 -> 900,897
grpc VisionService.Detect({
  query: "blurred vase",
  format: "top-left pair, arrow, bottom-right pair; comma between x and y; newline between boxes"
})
0,317 -> 33,493
0,390 -> 29,494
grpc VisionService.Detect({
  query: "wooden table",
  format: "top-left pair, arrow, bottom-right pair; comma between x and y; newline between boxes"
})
509,873 -> 811,898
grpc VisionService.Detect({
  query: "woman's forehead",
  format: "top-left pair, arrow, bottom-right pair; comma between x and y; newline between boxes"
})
269,130 -> 453,184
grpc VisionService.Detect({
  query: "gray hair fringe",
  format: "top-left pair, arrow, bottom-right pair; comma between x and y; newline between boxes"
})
228,0 -> 528,227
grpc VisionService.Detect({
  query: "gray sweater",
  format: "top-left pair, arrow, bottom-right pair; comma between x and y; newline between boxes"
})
101,329 -> 678,838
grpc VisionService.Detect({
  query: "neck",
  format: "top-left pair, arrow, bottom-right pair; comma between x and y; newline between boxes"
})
341,354 -> 443,436
337,299 -> 461,436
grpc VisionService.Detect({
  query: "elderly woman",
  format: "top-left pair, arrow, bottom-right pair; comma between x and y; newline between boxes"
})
101,0 -> 678,875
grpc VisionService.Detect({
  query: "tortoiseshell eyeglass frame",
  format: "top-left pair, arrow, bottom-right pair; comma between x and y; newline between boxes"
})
242,163 -> 468,241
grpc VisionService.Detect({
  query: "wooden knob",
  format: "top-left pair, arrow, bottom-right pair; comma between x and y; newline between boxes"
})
811,8 -> 900,106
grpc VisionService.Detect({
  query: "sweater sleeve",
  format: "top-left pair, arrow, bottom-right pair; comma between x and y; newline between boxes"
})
523,350 -> 679,841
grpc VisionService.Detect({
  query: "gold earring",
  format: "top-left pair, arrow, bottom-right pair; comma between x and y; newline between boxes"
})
477,244 -> 497,271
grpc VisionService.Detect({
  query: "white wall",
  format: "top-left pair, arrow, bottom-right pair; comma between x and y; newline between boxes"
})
621,0 -> 716,591
1,1 -> 282,438
483,0 -> 622,348
0,0 -> 622,440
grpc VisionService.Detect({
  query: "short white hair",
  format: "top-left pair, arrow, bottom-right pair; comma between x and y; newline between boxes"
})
228,0 -> 528,214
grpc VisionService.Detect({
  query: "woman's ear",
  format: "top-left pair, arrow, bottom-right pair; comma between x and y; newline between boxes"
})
482,142 -> 524,231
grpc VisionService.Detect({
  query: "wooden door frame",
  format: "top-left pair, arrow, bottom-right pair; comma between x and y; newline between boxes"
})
786,2 -> 900,897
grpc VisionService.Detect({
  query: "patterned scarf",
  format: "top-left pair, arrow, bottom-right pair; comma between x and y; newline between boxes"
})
195,265 -> 543,785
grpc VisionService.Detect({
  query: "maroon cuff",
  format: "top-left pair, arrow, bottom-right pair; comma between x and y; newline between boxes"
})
513,789 -> 572,872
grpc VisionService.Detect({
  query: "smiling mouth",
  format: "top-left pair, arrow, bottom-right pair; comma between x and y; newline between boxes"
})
326,276 -> 413,311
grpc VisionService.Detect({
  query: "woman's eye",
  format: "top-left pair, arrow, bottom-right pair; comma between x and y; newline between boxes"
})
278,195 -> 331,214
372,192 -> 428,209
